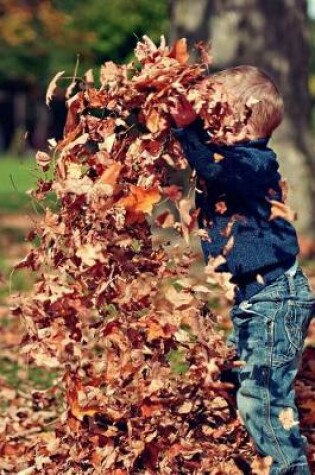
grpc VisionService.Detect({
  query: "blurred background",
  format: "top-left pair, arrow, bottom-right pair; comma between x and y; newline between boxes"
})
0,1 -> 314,389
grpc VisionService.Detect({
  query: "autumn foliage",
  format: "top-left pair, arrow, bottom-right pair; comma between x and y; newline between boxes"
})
5,36 -> 314,474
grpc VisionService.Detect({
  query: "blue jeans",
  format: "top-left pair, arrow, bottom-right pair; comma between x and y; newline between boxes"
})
229,262 -> 315,475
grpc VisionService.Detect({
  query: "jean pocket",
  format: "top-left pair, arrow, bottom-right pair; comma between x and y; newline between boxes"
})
284,301 -> 314,352
233,300 -> 278,351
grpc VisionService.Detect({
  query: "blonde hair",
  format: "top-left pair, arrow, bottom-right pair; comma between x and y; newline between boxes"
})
208,65 -> 284,139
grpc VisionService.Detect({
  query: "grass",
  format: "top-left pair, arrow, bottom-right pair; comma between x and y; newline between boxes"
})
0,154 -> 57,213
0,155 -> 38,212
0,356 -> 59,391
0,155 -> 58,214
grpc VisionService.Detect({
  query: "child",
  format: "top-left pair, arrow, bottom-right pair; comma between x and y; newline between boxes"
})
171,65 -> 315,475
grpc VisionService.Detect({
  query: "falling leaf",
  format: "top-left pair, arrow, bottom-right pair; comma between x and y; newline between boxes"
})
268,199 -> 297,222
154,210 -> 175,228
213,152 -> 225,163
84,68 -> 94,84
99,162 -> 122,186
215,201 -> 227,214
256,274 -> 265,284
103,133 -> 116,153
223,236 -> 235,256
118,184 -> 161,215
46,70 -> 65,106
163,184 -> 183,201
100,61 -> 124,86
176,193 -> 198,243
170,38 -> 189,64
35,151 -> 51,170
75,243 -> 105,267
66,374 -> 101,422
195,41 -> 213,64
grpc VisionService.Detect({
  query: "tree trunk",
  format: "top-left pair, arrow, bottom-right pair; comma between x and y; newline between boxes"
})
169,0 -> 315,236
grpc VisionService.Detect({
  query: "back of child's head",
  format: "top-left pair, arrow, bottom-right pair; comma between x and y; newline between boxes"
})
208,65 -> 284,140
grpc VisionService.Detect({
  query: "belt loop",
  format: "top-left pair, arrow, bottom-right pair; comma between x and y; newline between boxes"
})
285,258 -> 298,298
286,272 -> 296,298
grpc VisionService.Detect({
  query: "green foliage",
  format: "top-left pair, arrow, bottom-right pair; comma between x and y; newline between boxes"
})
0,156 -> 36,193
0,355 -> 58,390
71,0 -> 169,64
0,253 -> 34,305
0,155 -> 57,213
131,239 -> 142,253
0,155 -> 35,212
0,0 -> 168,86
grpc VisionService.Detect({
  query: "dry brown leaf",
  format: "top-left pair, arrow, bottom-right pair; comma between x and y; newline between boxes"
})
46,70 -> 65,106
170,38 -> 189,64
268,199 -> 297,222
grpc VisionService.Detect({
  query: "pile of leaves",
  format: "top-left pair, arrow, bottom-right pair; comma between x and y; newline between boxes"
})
1,36 -> 297,474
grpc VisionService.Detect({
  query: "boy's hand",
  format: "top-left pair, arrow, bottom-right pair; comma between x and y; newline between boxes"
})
169,95 -> 198,128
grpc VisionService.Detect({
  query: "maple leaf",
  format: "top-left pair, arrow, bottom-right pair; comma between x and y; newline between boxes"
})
75,243 -> 106,267
140,400 -> 164,417
118,184 -> 161,215
144,318 -> 177,342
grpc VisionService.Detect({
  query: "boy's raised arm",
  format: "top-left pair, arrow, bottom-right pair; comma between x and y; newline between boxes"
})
170,94 -> 226,180
172,120 -> 225,180
172,120 -> 278,199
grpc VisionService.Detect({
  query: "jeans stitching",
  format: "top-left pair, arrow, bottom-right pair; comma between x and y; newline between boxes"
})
233,270 -> 312,474
264,318 -> 291,471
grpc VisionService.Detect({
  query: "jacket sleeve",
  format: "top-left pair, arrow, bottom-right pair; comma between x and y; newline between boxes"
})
172,120 -> 279,195
172,118 -> 225,180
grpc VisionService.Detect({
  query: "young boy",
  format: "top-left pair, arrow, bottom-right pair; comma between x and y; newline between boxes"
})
171,65 -> 315,475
